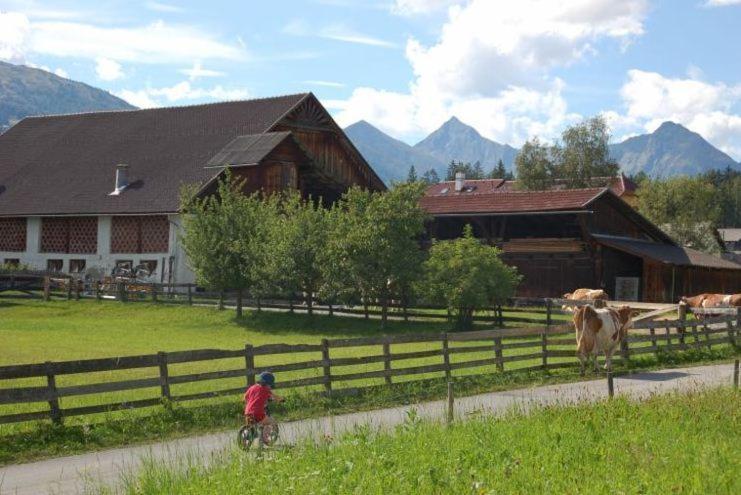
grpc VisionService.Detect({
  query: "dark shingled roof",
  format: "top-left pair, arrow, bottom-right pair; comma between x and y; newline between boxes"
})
593,234 -> 741,270
205,132 -> 293,168
0,94 -> 309,216
420,187 -> 607,215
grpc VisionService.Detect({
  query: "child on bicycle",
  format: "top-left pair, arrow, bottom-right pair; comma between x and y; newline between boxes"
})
244,371 -> 284,443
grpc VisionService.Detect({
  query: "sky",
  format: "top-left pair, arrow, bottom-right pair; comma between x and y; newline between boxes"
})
1,0 -> 741,159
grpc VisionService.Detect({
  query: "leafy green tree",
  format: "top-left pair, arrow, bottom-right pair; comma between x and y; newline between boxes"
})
554,115 -> 619,188
180,171 -> 261,317
324,183 -> 428,328
515,137 -> 554,190
702,167 -> 740,227
637,176 -> 722,254
418,225 -> 521,330
422,169 -> 440,184
406,165 -> 418,183
266,192 -> 327,315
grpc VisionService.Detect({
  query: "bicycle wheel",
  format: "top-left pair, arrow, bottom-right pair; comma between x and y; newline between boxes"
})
237,425 -> 258,450
267,423 -> 280,445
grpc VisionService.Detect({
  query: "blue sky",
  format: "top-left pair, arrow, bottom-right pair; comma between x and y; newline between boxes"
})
1,0 -> 740,158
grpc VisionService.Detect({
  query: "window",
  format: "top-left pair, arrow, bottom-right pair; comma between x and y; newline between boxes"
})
69,259 -> 86,273
115,260 -> 133,271
40,217 -> 97,253
138,259 -> 158,275
47,259 -> 63,272
0,218 -> 27,252
111,216 -> 169,253
3,258 -> 20,267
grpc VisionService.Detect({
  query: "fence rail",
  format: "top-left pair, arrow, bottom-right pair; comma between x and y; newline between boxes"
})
0,313 -> 737,426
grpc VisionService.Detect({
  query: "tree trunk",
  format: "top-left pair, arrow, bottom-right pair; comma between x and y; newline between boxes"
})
218,290 -> 225,310
236,288 -> 243,318
307,291 -> 314,317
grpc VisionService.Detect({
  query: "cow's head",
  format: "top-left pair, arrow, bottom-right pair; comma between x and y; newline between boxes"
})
563,292 -> 572,299
616,305 -> 635,335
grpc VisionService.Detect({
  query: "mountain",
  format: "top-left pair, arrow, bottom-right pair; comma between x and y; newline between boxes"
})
609,121 -> 740,176
345,120 -> 446,184
413,116 -> 518,171
0,61 -> 135,132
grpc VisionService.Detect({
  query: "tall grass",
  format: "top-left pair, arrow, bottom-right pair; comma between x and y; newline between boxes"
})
120,387 -> 740,495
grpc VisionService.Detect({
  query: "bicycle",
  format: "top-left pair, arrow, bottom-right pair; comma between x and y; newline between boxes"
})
237,412 -> 280,450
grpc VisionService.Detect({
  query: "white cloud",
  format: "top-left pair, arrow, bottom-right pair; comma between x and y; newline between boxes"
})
179,61 -> 225,80
704,0 -> 741,6
1,12 -> 246,66
0,11 -> 31,63
614,69 -> 741,159
54,67 -> 68,78
304,80 -> 345,88
392,0 -> 462,15
117,81 -> 250,108
330,0 -> 647,146
283,19 -> 396,47
95,57 -> 123,81
145,2 -> 184,13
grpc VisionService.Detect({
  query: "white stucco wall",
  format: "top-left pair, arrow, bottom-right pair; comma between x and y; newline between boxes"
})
0,214 -> 196,285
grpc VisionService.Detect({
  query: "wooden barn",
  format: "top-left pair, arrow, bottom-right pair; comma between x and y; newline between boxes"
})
421,176 -> 741,302
0,93 -> 384,283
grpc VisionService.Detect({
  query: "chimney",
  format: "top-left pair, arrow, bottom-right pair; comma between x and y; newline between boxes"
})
110,164 -> 129,196
454,171 -> 465,192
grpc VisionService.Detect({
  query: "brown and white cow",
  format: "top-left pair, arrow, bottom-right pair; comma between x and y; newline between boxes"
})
572,305 -> 634,374
680,293 -> 741,318
561,288 -> 608,312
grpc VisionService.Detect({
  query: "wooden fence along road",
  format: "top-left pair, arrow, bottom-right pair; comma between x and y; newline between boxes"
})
0,310 -> 737,427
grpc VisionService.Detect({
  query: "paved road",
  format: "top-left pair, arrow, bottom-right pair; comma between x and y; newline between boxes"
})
0,363 -> 734,495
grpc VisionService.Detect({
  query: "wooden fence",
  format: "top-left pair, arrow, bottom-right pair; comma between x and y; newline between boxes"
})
0,313 -> 737,426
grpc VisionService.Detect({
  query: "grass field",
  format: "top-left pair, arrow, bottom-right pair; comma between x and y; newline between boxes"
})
0,298 -> 734,465
119,387 -> 740,494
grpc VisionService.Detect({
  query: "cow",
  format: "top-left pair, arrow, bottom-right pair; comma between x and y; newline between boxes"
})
680,293 -> 741,318
572,305 -> 634,375
561,288 -> 608,312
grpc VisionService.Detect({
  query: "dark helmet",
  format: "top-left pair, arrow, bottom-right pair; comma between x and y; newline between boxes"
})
258,371 -> 275,387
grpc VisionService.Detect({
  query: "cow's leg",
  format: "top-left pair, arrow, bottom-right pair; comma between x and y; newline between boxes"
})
578,353 -> 586,376
592,352 -> 600,372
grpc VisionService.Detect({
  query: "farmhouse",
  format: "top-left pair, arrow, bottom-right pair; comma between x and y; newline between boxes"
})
421,175 -> 741,302
0,93 -> 384,284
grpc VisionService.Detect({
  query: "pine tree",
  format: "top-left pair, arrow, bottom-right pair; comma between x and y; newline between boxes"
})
489,159 -> 507,179
445,161 -> 457,181
406,165 -> 418,183
472,161 -> 484,179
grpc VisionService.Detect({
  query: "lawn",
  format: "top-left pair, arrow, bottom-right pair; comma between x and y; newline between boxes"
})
0,298 -> 734,465
119,387 -> 741,494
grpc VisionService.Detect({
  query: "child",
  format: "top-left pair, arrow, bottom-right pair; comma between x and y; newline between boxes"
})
244,371 -> 284,443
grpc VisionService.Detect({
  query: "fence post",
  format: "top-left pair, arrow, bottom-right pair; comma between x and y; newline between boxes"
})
289,296 -> 294,314
494,336 -> 504,372
328,302 -> 333,317
94,280 -> 101,301
66,280 -> 72,300
691,323 -> 700,350
734,359 -> 739,390
545,299 -> 553,327
244,344 -> 255,386
151,283 -> 158,303
321,339 -> 332,395
383,338 -> 392,385
606,370 -> 614,398
664,322 -> 672,348
187,284 -> 193,306
702,321 -> 711,350
157,352 -> 171,401
649,325 -> 658,356
364,303 -> 369,320
446,381 -> 454,425
45,361 -> 62,425
43,276 -> 51,301
541,331 -> 548,369
74,280 -> 80,300
728,315 -> 737,347
117,282 -> 127,302
441,333 -> 451,381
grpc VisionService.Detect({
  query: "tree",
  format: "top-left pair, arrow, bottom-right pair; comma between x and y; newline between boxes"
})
324,182 -> 428,328
266,192 -> 327,315
180,171 -> 266,317
406,165 -> 418,183
637,176 -> 722,254
422,169 -> 440,184
472,161 -> 484,179
515,137 -> 554,190
418,225 -> 521,330
703,167 -> 741,228
445,160 -> 482,180
554,115 -> 619,188
488,159 -> 507,179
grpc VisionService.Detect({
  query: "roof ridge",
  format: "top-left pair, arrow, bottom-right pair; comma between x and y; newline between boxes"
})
18,93 -> 311,122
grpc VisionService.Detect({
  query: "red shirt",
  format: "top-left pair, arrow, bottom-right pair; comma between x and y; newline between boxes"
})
244,383 -> 272,420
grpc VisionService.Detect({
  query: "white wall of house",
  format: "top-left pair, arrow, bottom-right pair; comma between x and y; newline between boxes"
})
0,214 -> 196,285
